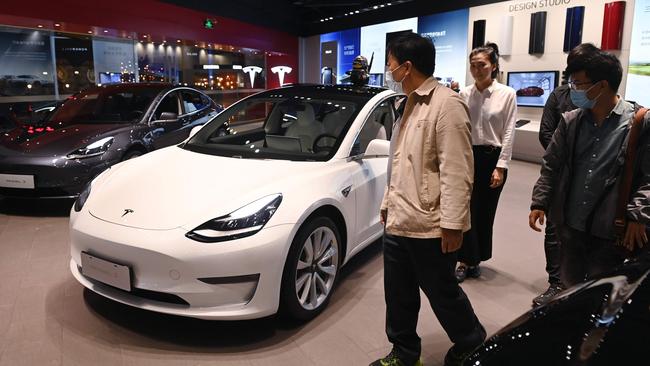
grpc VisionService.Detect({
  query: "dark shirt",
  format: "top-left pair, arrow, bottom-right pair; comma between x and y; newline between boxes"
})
539,84 -> 576,149
565,99 -> 633,232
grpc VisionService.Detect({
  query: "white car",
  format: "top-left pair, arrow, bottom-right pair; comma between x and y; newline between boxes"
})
69,84 -> 402,320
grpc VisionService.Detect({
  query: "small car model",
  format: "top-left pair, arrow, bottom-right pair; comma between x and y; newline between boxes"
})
516,86 -> 545,97
69,84 -> 401,320
0,83 -> 224,198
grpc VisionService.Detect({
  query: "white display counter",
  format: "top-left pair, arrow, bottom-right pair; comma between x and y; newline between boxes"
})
512,119 -> 545,164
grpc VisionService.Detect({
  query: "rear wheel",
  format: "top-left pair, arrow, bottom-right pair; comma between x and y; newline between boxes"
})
280,216 -> 341,320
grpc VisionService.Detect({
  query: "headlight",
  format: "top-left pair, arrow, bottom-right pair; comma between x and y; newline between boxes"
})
67,136 -> 114,159
186,193 -> 282,243
74,181 -> 92,212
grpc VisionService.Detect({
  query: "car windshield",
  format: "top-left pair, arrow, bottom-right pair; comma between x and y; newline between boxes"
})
183,93 -> 363,161
44,88 -> 161,124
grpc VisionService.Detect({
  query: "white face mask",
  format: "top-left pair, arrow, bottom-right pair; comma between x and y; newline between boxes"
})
385,63 -> 406,93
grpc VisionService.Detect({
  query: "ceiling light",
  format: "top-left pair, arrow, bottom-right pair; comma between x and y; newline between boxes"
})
103,30 -> 108,33
54,23 -> 60,27
355,10 -> 360,13
373,5 -> 378,9
37,25 -> 43,28
87,30 -> 93,34
177,39 -> 181,43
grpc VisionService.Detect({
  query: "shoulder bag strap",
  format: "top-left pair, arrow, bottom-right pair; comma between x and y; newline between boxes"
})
614,108 -> 648,237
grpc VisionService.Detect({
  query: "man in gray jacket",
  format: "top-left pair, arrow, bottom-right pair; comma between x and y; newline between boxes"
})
529,50 -> 650,287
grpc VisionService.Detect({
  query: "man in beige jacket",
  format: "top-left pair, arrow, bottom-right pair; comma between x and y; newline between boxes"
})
370,33 -> 486,366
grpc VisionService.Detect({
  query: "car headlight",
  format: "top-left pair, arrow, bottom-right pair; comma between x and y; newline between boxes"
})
186,193 -> 282,243
74,181 -> 92,212
67,137 -> 114,159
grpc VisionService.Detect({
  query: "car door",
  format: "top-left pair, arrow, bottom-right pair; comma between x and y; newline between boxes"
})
149,90 -> 184,149
347,98 -> 396,247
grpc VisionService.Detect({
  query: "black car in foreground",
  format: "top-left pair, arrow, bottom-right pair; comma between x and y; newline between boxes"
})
464,251 -> 650,365
0,83 -> 224,198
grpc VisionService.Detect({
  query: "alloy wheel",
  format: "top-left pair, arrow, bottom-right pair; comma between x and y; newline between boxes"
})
294,226 -> 339,310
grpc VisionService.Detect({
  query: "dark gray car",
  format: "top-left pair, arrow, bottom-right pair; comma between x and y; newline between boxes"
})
0,83 -> 225,198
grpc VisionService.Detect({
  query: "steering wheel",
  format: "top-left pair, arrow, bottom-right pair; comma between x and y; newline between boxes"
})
312,133 -> 338,154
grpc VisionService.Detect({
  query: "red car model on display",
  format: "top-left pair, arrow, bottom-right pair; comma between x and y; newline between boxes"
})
516,86 -> 545,97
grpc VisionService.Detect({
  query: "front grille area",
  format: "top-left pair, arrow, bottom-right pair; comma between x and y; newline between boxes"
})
0,186 -> 78,198
131,288 -> 190,306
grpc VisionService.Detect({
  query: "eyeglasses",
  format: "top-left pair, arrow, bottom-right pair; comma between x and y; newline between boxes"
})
567,80 -> 594,90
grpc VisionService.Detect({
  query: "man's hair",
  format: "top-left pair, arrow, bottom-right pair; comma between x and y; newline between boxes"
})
566,49 -> 623,92
567,43 -> 599,65
470,42 -> 500,79
387,32 -> 436,76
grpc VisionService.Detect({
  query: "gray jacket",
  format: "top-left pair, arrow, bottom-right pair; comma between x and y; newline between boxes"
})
531,108 -> 650,239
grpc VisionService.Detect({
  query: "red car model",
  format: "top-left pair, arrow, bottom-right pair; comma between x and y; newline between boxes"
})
516,86 -> 544,97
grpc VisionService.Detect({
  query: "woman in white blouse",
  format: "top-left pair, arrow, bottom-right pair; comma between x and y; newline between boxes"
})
456,42 -> 517,282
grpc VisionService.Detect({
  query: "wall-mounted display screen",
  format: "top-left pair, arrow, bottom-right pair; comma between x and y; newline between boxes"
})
507,71 -> 558,108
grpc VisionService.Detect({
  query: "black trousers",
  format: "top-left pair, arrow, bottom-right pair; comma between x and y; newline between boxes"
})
544,219 -> 562,285
383,234 -> 486,364
459,145 -> 507,266
556,225 -> 625,287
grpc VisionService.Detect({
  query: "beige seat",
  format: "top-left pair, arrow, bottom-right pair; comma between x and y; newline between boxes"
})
284,104 -> 324,152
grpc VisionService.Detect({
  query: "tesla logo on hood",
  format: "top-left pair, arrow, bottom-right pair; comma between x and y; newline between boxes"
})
121,209 -> 134,217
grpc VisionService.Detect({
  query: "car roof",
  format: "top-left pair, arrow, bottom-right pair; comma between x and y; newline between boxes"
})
253,84 -> 389,102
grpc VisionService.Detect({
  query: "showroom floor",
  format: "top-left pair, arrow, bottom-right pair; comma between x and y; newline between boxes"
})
0,160 -> 548,366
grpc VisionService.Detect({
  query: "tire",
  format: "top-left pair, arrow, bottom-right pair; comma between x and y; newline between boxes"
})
121,149 -> 143,161
280,216 -> 341,321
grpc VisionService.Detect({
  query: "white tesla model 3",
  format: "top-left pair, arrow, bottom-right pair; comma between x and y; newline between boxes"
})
69,84 -> 402,320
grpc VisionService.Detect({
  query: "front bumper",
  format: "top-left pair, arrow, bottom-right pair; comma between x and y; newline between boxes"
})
69,210 -> 294,320
0,154 -> 113,198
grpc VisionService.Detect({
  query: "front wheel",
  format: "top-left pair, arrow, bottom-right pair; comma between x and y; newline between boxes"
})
280,216 -> 341,321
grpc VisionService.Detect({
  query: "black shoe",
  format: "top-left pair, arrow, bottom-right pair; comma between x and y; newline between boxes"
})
455,265 -> 468,283
369,350 -> 423,366
532,284 -> 564,307
466,265 -> 481,278
444,345 -> 474,366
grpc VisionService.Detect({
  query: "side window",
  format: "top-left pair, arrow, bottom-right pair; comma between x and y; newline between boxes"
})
153,92 -> 180,120
351,100 -> 392,155
181,90 -> 207,114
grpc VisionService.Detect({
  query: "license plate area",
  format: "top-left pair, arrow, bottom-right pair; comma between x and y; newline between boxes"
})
0,173 -> 35,189
81,252 -> 132,292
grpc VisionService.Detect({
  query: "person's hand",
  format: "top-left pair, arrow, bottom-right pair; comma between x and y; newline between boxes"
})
529,209 -> 545,232
490,168 -> 505,188
441,228 -> 463,253
380,209 -> 387,225
622,221 -> 648,251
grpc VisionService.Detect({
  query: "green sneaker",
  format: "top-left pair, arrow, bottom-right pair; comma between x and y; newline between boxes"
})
369,351 -> 424,366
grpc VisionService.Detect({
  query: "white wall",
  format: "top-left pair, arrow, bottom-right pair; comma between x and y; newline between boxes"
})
468,0 -> 637,121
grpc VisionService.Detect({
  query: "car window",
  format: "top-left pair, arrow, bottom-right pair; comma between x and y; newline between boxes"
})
184,95 -> 363,161
45,88 -> 159,124
180,90 -> 208,114
154,92 -> 180,120
351,100 -> 393,156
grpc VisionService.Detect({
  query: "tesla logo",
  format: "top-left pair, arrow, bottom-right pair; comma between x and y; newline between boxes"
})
121,209 -> 134,217
341,185 -> 352,198
271,66 -> 292,86
242,66 -> 262,88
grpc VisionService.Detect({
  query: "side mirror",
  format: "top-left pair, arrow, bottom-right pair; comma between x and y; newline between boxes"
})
189,124 -> 203,138
364,139 -> 390,157
157,112 -> 178,122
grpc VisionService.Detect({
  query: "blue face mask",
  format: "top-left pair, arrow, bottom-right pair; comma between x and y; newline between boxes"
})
570,83 -> 601,109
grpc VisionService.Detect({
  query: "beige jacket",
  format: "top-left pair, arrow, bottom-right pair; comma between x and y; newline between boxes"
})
380,77 -> 473,238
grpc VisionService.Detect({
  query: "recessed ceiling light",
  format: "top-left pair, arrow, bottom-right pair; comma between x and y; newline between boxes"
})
103,30 -> 108,33
54,23 -> 61,27
373,5 -> 378,9
355,10 -> 360,13
37,25 -> 43,28
87,30 -> 93,34
177,39 -> 181,43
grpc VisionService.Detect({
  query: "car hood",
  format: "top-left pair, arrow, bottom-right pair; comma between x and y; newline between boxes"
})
0,123 -> 128,157
88,146 -> 330,230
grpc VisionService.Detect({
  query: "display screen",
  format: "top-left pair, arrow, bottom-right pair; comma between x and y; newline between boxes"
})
507,71 -> 559,108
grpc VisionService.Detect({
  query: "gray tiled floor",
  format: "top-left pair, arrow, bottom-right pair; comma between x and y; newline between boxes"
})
0,160 -> 548,366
